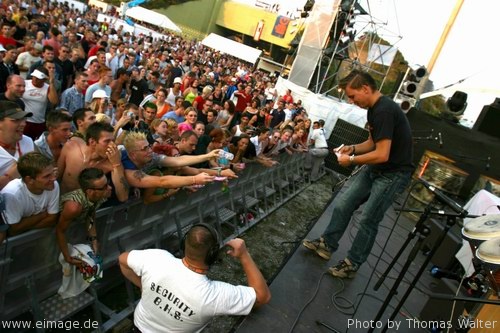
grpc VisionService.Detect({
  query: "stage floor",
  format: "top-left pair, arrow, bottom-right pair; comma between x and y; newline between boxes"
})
234,187 -> 475,333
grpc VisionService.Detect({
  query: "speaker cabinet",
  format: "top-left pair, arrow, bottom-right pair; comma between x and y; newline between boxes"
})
420,278 -> 466,329
473,100 -> 500,139
422,217 -> 463,270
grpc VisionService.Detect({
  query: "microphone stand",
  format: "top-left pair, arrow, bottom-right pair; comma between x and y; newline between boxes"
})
370,194 -> 472,333
379,212 -> 461,333
368,202 -> 432,333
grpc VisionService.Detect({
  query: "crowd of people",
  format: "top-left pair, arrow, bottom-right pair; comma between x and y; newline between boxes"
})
0,1 -> 418,331
0,1 -> 327,329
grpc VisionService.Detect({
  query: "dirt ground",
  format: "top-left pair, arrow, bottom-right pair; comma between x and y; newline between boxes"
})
202,174 -> 335,332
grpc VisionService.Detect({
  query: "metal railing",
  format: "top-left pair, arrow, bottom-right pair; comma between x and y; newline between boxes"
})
0,152 -> 309,331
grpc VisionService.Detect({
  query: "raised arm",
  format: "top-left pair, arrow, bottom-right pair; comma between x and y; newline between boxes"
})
159,149 -> 220,168
125,169 -> 214,189
105,142 -> 129,202
226,238 -> 271,308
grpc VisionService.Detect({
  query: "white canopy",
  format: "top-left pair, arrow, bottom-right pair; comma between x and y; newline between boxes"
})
125,6 -> 181,32
201,33 -> 262,64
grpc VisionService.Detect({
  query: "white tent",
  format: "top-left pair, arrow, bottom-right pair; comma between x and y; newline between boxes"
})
125,6 -> 181,32
201,33 -> 262,64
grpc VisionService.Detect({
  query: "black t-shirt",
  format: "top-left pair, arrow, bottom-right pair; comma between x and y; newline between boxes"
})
0,93 -> 25,110
367,96 -> 414,172
252,112 -> 266,128
12,26 -> 27,41
269,109 -> 285,128
197,109 -> 208,125
55,58 -> 74,90
129,78 -> 148,106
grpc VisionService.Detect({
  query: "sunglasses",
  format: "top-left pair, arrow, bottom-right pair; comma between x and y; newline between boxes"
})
136,144 -> 152,152
90,181 -> 110,191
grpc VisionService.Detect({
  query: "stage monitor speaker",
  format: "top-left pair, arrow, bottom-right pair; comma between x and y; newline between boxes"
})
422,217 -> 463,271
472,99 -> 500,139
420,278 -> 467,328
325,119 -> 368,176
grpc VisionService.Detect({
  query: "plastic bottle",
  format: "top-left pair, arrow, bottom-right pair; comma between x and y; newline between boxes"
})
221,179 -> 229,193
218,149 -> 234,161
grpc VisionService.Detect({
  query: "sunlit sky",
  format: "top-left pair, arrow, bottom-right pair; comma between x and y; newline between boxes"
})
235,0 -> 500,125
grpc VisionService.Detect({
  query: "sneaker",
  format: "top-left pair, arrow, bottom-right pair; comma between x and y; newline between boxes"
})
302,237 -> 332,260
328,258 -> 357,278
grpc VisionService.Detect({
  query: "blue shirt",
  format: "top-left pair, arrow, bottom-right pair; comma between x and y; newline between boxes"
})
60,86 -> 85,115
161,111 -> 185,123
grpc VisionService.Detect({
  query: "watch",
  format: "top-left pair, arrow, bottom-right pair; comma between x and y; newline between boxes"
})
349,155 -> 355,164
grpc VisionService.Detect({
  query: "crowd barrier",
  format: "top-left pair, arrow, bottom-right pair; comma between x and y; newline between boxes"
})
0,152 -> 310,332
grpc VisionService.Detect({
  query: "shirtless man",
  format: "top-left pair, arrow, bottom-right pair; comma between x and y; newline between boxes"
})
70,108 -> 96,142
57,122 -> 129,202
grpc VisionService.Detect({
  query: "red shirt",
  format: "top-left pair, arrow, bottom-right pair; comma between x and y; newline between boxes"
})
234,90 -> 251,113
0,35 -> 17,48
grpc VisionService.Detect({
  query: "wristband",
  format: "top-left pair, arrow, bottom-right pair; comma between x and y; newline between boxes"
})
349,155 -> 355,165
217,168 -> 222,177
351,145 -> 356,154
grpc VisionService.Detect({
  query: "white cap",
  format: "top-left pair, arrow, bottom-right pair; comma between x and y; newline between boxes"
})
173,77 -> 182,84
0,44 -> 6,52
92,89 -> 109,99
31,69 -> 47,80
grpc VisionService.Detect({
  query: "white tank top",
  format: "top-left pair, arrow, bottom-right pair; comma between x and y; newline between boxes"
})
166,87 -> 182,107
23,80 -> 49,124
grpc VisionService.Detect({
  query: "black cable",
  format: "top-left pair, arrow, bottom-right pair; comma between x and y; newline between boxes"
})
288,272 -> 328,333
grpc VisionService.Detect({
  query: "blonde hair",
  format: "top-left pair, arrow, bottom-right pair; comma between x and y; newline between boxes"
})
150,118 -> 162,134
202,86 -> 213,96
95,113 -> 111,124
184,106 -> 197,116
88,99 -> 100,113
123,131 -> 147,152
164,118 -> 178,130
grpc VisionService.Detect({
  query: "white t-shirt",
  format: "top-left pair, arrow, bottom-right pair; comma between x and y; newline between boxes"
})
0,135 -> 35,175
310,128 -> 328,149
250,135 -> 265,156
128,249 -> 256,333
15,52 -> 41,78
1,178 -> 60,224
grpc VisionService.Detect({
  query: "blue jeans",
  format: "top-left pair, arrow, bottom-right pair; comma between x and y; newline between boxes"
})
323,166 -> 411,268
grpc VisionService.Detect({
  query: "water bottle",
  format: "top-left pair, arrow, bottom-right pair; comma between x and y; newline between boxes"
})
221,179 -> 229,193
218,149 -> 234,161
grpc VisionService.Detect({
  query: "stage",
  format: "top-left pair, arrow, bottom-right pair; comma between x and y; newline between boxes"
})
234,183 -> 493,333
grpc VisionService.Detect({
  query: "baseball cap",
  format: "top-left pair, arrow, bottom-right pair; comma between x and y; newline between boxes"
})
32,69 -> 48,80
92,90 -> 109,99
0,101 -> 33,119
173,77 -> 182,84
0,44 -> 6,52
